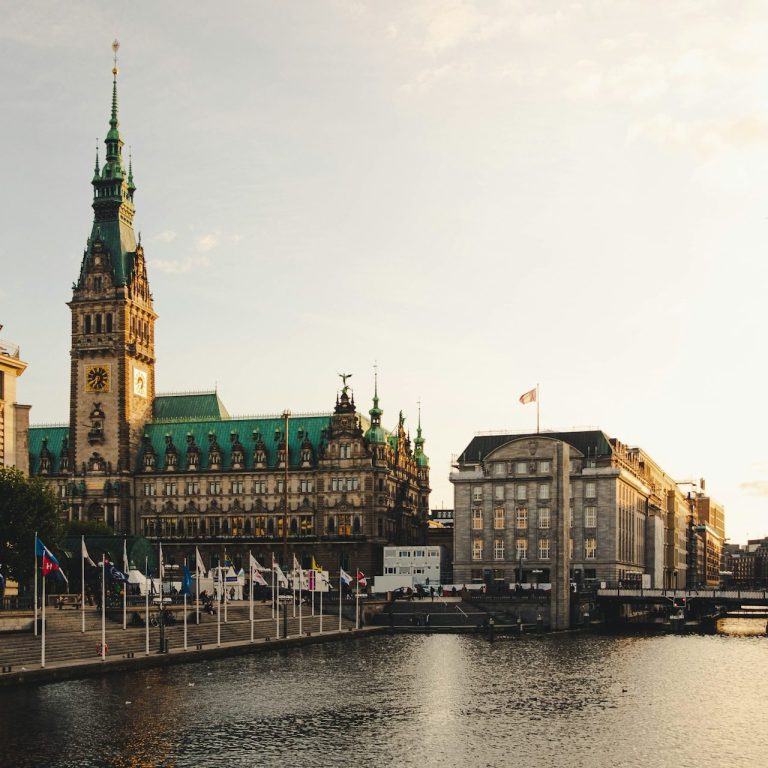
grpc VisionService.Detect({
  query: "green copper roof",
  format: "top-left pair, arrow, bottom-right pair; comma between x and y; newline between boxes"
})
138,414 -> 333,472
153,392 -> 230,422
28,426 -> 70,474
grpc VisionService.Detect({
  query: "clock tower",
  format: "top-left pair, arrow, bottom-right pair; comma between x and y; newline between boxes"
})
68,43 -> 156,531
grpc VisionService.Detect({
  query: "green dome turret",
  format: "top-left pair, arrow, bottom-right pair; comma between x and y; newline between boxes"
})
414,404 -> 429,468
365,368 -> 387,445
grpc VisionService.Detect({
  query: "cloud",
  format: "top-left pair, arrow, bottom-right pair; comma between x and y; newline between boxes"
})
196,232 -> 220,252
150,255 -> 210,275
739,480 -> 768,497
154,230 -> 177,243
416,0 -> 486,53
627,113 -> 768,156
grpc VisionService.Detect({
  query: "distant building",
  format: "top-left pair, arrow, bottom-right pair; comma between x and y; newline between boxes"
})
426,509 -> 454,583
0,335 -> 30,475
379,545 -> 442,589
451,430 -> 724,590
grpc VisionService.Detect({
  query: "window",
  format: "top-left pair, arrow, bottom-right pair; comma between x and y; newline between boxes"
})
331,477 -> 360,492
494,539 -> 504,560
472,508 -> 483,530
186,480 -> 199,495
569,537 -> 574,558
84,315 -> 92,334
516,507 -> 528,529
164,482 -> 177,496
253,481 -> 266,494
492,462 -> 506,477
585,537 -> 597,559
95,314 -> 102,333
515,461 -> 527,475
585,482 -> 596,499
106,313 -> 112,332
570,459 -> 580,473
538,484 -> 550,500
472,540 -> 483,560
584,506 -> 597,528
143,483 -> 156,497
208,481 -> 222,495
277,480 -> 284,494
231,480 -> 244,494
516,485 -> 527,501
538,508 -> 550,529
340,444 -> 351,459
494,507 -> 505,529
516,538 -> 528,559
538,538 -> 550,559
494,485 -> 505,501
472,486 -> 483,502
539,461 -> 550,473
300,479 -> 313,493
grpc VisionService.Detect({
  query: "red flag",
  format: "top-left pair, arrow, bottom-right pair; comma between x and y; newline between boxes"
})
42,552 -> 60,578
356,570 -> 367,588
519,388 -> 536,405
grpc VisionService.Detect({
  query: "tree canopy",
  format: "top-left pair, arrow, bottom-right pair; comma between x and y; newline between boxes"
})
0,466 -> 64,590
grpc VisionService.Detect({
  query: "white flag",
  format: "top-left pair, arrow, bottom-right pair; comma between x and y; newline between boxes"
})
251,557 -> 266,572
195,546 -> 206,576
159,543 -> 164,581
272,556 -> 288,587
123,538 -> 129,573
250,554 -> 268,586
81,537 -> 96,567
519,387 -> 537,405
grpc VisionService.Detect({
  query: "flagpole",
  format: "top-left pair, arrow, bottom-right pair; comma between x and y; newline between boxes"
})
144,556 -> 149,656
312,567 -> 315,617
34,532 -> 38,637
319,573 -> 324,634
273,557 -> 279,639
183,557 -> 188,651
249,550 -> 254,643
217,564 -> 222,647
536,383 -> 540,434
41,560 -> 46,668
298,563 -> 303,636
122,538 -> 127,631
355,569 -> 360,631
292,553 -> 296,618
101,554 -> 106,661
195,549 -> 200,625
81,535 -> 86,634
339,568 -> 343,632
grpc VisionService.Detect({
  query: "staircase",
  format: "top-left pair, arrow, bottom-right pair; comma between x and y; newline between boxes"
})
0,603 -> 353,670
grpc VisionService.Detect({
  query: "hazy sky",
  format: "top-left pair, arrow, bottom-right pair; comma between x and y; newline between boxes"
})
2,1 -> 767,543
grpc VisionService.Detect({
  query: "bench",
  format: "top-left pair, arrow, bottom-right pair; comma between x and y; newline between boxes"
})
55,595 -> 82,609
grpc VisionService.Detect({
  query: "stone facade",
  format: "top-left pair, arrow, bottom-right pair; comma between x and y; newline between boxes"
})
0,337 -> 30,475
27,57 -> 430,578
451,430 -> 723,590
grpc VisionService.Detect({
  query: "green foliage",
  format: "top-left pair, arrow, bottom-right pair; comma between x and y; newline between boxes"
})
65,519 -> 113,537
0,466 -> 64,589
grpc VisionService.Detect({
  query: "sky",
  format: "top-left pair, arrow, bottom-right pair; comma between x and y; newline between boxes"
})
1,0 -> 767,544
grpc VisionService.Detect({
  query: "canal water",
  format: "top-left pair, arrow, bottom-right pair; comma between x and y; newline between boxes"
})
1,623 -> 765,767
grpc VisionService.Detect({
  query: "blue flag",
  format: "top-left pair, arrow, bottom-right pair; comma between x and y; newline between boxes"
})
181,564 -> 193,595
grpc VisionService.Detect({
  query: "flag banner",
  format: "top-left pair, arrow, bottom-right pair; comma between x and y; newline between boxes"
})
195,546 -> 206,576
339,568 -> 352,586
312,557 -> 321,572
181,564 -> 193,595
356,570 -> 367,588
224,552 -> 233,568
81,538 -> 96,567
38,539 -> 68,583
273,558 -> 289,587
105,561 -> 130,583
308,569 -> 316,591
292,555 -> 302,576
519,388 -> 537,405
123,539 -> 130,573
252,557 -> 266,572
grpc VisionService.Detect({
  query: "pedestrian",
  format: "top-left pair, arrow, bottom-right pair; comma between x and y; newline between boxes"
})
430,586 -> 435,602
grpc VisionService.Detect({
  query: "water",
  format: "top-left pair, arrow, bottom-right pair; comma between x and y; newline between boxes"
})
1,624 -> 765,768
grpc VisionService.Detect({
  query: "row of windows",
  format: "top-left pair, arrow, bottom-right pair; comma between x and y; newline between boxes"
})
472,537 -> 597,561
471,507 -> 598,530
83,313 -> 113,335
140,513 -> 365,538
472,481 -> 598,502
489,459 -> 594,477
143,479 -> 320,497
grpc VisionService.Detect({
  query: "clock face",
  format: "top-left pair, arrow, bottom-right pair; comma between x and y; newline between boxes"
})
85,364 -> 111,393
133,366 -> 147,398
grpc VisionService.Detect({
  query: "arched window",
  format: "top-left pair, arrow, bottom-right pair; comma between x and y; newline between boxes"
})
95,314 -> 102,333
85,315 -> 92,334
353,516 -> 361,534
327,516 -> 335,534
290,518 -> 298,535
106,313 -> 113,332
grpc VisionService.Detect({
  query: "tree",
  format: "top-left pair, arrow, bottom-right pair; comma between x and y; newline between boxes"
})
0,466 -> 64,591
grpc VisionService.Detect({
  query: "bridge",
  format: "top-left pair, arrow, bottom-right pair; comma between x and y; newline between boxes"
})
597,587 -> 768,621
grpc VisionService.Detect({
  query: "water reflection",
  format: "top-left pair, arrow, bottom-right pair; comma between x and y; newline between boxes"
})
1,632 -> 765,767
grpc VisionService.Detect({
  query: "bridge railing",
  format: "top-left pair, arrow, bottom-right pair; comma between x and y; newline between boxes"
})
597,587 -> 768,601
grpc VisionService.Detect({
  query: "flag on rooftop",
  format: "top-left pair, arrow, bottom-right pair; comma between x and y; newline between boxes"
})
519,387 -> 537,405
